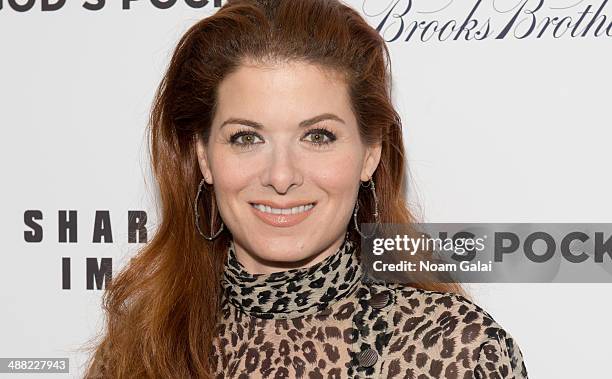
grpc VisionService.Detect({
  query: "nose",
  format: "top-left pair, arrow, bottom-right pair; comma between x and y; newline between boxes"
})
261,144 -> 303,194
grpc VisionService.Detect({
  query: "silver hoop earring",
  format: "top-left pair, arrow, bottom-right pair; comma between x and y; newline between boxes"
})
194,178 -> 225,241
353,177 -> 380,239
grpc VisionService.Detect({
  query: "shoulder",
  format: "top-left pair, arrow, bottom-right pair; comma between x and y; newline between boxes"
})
385,282 -> 494,325
371,282 -> 529,378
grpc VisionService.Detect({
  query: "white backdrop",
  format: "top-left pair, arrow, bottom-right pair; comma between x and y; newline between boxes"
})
1,1 -> 610,378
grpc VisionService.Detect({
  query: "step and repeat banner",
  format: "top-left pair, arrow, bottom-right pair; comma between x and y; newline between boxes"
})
1,1 -> 610,378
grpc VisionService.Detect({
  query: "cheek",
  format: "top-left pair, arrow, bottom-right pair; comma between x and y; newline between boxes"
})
308,153 -> 361,195
210,154 -> 254,204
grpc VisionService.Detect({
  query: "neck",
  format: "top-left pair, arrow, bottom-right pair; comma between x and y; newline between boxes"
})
221,232 -> 363,319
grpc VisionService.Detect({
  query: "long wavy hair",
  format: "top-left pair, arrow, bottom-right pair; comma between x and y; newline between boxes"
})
82,0 -> 466,377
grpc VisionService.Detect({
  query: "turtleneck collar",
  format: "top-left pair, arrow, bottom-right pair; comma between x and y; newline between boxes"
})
221,233 -> 363,319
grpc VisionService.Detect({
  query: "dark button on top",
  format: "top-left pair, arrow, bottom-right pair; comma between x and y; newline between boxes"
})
368,291 -> 390,309
357,348 -> 379,367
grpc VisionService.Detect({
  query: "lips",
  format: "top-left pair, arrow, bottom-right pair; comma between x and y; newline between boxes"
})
250,202 -> 315,215
249,200 -> 317,209
249,201 -> 317,227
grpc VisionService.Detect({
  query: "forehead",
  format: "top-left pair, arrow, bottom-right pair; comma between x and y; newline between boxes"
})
214,60 -> 355,126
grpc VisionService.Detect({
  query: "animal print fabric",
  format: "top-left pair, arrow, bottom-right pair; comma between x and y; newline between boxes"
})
213,236 -> 529,379
221,232 -> 361,320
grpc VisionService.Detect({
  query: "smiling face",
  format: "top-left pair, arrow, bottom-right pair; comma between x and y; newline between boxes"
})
196,59 -> 381,274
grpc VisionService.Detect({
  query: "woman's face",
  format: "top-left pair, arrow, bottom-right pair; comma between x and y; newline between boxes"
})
196,60 -> 381,274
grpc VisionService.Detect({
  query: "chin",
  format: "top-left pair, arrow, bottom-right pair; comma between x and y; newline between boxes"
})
255,241 -> 314,262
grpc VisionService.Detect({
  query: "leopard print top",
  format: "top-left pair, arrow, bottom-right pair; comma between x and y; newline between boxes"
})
212,235 -> 529,379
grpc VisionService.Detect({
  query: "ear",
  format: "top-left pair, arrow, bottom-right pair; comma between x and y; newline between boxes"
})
361,142 -> 382,181
195,134 -> 214,184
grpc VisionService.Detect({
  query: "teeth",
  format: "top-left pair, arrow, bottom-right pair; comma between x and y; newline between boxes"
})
252,203 -> 315,214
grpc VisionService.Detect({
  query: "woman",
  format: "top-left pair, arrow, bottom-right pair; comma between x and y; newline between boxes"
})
83,0 -> 528,378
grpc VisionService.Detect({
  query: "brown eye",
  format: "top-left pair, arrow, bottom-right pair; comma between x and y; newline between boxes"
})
304,128 -> 337,146
229,130 -> 263,148
310,133 -> 325,143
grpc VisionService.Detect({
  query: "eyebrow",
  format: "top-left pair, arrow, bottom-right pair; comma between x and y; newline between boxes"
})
219,113 -> 345,130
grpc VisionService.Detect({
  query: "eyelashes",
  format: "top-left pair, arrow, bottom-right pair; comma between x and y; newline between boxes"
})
228,127 -> 338,150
